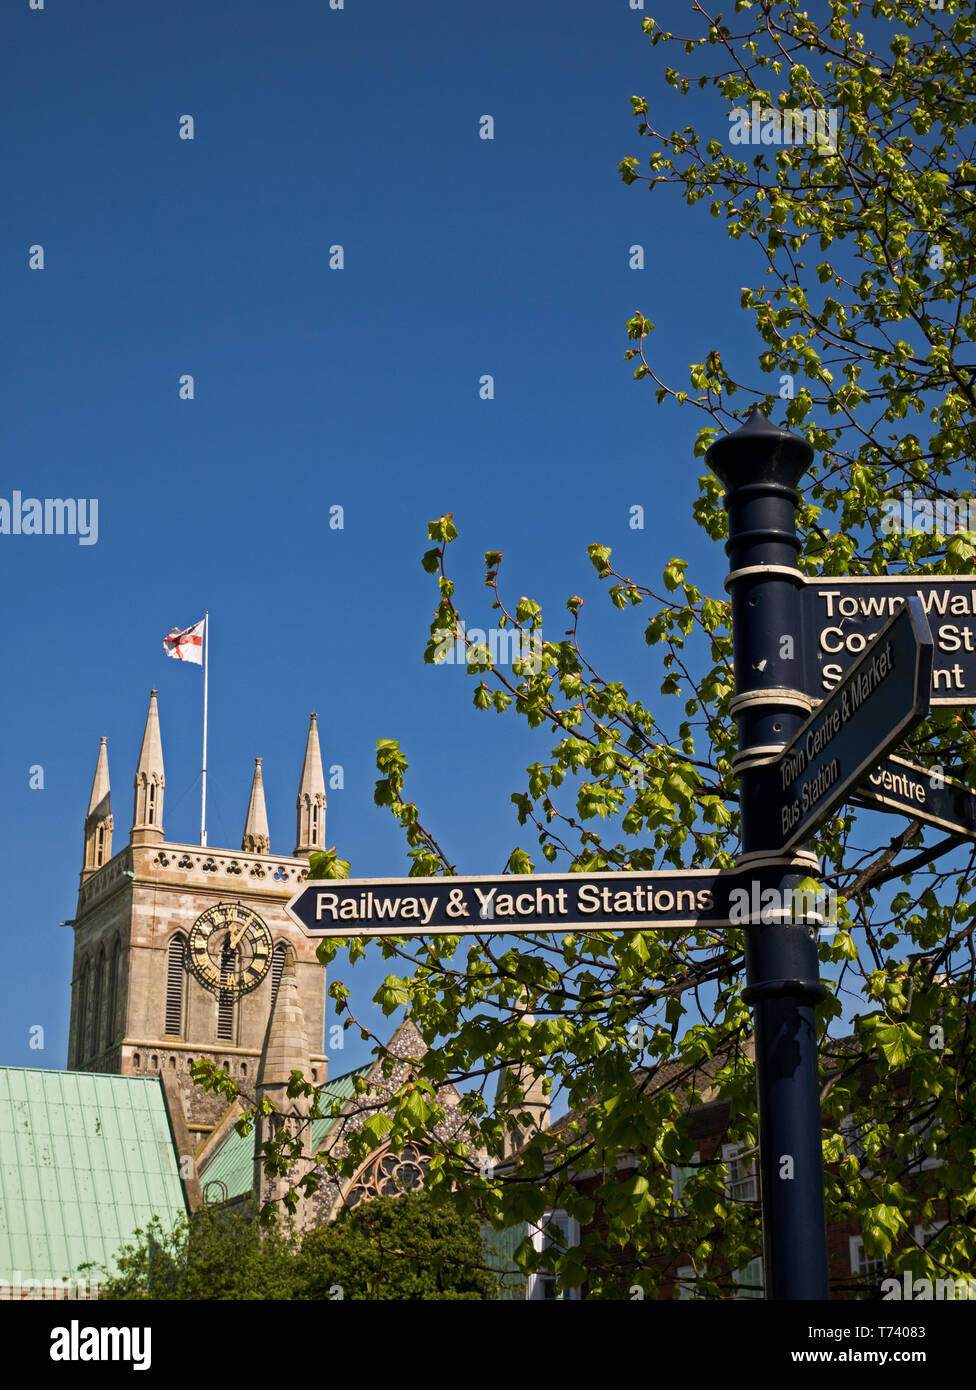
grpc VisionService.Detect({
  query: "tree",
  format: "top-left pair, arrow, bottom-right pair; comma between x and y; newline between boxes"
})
87,1205 -> 299,1300
294,1192 -> 500,1301
90,1194 -> 498,1301
216,2 -> 976,1298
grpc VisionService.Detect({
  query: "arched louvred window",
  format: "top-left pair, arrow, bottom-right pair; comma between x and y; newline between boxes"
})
106,939 -> 121,1048
76,959 -> 91,1061
146,781 -> 157,824
216,942 -> 237,1043
89,949 -> 105,1057
165,934 -> 187,1037
270,943 -> 287,1006
94,824 -> 107,867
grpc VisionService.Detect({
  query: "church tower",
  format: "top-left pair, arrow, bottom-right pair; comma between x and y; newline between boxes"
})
67,696 -> 330,1138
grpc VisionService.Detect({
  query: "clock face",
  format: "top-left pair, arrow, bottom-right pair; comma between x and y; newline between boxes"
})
187,902 -> 274,997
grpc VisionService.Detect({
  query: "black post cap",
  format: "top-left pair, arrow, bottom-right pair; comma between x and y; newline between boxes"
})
706,407 -> 813,491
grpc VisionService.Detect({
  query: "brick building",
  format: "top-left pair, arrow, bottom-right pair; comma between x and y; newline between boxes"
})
484,1038 -> 957,1300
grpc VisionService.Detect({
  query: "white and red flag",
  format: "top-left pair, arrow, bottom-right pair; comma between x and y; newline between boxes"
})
163,619 -> 205,665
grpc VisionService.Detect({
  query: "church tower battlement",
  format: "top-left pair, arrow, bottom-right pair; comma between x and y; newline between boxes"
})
67,698 -> 330,1138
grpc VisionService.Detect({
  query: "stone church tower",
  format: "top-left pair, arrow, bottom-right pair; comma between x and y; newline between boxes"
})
67,693 -> 330,1138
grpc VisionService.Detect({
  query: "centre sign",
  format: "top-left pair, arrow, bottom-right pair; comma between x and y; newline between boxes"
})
855,755 -> 976,840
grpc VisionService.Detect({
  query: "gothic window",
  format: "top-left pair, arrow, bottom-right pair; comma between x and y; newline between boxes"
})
89,949 -> 104,1057
217,942 -> 237,1043
95,824 -> 107,867
77,959 -> 91,1061
270,943 -> 287,1006
165,934 -> 187,1037
310,803 -> 320,841
147,781 -> 157,824
342,1143 -> 429,1209
106,939 -> 121,1048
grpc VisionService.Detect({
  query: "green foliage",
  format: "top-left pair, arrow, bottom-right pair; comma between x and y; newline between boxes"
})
307,848 -> 352,880
92,1194 -> 498,1301
89,1206 -> 300,1300
294,1192 -> 500,1300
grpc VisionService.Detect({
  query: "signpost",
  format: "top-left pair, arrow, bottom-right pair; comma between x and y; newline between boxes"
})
707,410 -> 834,1300
801,575 -> 976,704
744,600 -> 934,852
287,868 -> 831,939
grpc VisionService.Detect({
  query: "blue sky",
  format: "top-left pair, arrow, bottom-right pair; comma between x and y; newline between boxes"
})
0,0 -> 916,1077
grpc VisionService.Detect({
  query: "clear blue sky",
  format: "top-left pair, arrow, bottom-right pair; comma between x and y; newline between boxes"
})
0,0 -> 824,1073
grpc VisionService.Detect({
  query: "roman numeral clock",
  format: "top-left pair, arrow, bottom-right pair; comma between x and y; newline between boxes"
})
187,902 -> 274,996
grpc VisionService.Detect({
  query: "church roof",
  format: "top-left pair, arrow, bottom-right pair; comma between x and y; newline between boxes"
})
0,1066 -> 188,1293
199,1063 -> 372,1205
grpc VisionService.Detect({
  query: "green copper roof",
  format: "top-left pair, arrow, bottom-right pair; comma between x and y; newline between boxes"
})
199,1063 -> 371,1205
0,1067 -> 188,1293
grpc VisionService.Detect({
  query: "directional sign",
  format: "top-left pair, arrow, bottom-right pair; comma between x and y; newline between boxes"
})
750,598 -> 934,851
801,574 -> 976,705
286,869 -> 788,939
855,755 -> 976,840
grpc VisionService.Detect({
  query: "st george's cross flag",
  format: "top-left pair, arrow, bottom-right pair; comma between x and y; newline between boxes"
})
163,619 -> 205,664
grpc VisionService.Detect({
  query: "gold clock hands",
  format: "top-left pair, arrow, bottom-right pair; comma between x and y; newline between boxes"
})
227,908 -> 250,952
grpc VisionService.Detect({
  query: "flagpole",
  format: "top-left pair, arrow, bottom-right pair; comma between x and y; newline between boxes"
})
200,610 -> 209,847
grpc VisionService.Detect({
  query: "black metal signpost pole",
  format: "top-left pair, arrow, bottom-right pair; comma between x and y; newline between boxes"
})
707,409 -> 830,1300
